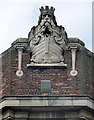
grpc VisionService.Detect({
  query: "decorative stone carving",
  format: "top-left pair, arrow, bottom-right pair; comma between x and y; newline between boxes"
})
68,39 -> 80,76
70,47 -> 78,76
16,48 -> 23,77
27,6 -> 67,67
12,38 -> 28,76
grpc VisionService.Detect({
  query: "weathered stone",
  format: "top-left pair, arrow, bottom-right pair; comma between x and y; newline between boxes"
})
0,5 -> 94,120
28,6 -> 68,66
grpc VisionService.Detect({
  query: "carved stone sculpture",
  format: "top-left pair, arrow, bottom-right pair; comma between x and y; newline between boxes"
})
27,6 -> 68,67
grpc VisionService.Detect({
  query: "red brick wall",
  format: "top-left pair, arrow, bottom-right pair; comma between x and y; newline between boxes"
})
1,47 -> 94,98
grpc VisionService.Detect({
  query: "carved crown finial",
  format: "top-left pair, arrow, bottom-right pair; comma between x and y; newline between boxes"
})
40,6 -> 55,15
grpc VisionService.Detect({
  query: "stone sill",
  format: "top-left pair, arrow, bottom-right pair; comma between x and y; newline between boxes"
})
27,63 -> 67,68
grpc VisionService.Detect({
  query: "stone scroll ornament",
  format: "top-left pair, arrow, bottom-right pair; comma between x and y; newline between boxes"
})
27,6 -> 68,67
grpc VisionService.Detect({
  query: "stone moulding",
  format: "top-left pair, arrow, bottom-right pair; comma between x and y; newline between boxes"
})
0,96 -> 93,109
27,63 -> 67,67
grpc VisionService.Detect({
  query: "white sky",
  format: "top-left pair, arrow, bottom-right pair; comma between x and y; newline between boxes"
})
0,0 -> 93,53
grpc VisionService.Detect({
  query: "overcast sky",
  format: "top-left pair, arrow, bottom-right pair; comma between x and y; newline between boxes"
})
0,0 -> 93,53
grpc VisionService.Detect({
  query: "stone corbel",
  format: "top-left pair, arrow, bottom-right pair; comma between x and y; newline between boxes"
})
16,47 -> 24,77
68,38 -> 85,76
11,38 -> 28,77
70,46 -> 78,76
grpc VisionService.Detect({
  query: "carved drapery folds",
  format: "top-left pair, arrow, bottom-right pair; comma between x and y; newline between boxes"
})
27,6 -> 67,67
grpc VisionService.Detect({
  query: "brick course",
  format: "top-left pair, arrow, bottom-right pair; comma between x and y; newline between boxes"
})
1,46 -> 94,98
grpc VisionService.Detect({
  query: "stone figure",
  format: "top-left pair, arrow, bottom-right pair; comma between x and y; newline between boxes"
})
28,6 -> 68,66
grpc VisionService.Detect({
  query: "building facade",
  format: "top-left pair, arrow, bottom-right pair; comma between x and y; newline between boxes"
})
0,6 -> 94,120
